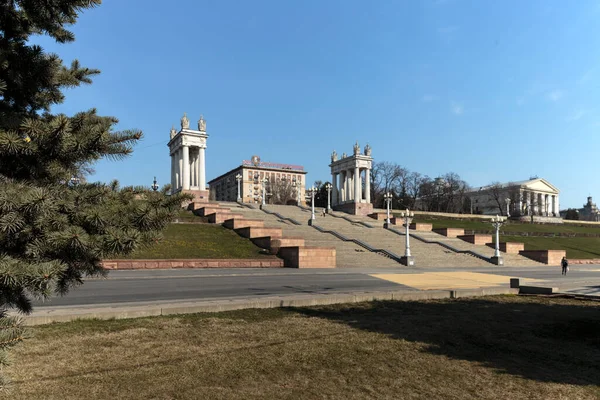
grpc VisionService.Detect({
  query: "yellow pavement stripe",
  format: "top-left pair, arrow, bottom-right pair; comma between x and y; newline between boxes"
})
371,272 -> 542,291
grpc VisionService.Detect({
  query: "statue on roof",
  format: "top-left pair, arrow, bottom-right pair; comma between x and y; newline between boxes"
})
198,115 -> 206,131
353,140 -> 360,155
364,143 -> 372,156
181,112 -> 189,129
341,152 -> 347,159
331,150 -> 338,162
170,125 -> 177,139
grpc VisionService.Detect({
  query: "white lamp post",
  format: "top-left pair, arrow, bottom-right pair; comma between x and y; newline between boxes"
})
307,186 -> 317,225
261,177 -> 268,206
490,215 -> 506,265
383,192 -> 393,227
325,183 -> 332,213
151,176 -> 159,192
398,208 -> 415,266
505,198 -> 511,217
235,173 -> 242,202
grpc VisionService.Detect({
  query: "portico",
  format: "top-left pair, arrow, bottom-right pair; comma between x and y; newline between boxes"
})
168,113 -> 209,203
467,178 -> 560,219
329,142 -> 373,215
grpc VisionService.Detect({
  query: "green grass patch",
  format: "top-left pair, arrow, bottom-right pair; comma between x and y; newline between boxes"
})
502,235 -> 600,259
5,296 -> 600,399
123,223 -> 272,259
409,215 -> 600,235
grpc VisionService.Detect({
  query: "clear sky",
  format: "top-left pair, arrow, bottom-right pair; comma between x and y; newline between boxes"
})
38,0 -> 600,209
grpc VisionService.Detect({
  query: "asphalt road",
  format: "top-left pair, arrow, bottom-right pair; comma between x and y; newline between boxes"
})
34,265 -> 600,308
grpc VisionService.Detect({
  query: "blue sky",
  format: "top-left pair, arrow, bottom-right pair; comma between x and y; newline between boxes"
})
38,0 -> 600,209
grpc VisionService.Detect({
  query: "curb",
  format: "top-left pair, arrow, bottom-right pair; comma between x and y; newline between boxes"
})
21,287 -> 518,326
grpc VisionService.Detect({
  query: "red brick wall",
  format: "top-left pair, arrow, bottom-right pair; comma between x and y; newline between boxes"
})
102,259 -> 284,270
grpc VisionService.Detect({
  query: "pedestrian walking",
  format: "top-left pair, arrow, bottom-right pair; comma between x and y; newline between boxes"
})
321,209 -> 326,217
561,256 -> 569,275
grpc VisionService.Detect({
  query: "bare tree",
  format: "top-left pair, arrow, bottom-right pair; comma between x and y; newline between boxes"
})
406,172 -> 425,209
371,161 -> 406,208
267,176 -> 294,205
488,181 -> 505,215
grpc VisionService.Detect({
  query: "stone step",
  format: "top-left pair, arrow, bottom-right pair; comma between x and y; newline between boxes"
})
432,228 -> 465,237
223,218 -> 265,230
485,242 -> 525,254
278,246 -> 336,268
235,226 -> 283,239
207,212 -> 244,224
194,206 -> 231,217
251,236 -> 306,254
458,234 -> 492,245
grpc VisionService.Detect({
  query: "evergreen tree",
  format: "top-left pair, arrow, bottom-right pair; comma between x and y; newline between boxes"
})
0,1 -> 189,384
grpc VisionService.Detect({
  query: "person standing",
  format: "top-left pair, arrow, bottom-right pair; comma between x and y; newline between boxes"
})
561,256 -> 569,275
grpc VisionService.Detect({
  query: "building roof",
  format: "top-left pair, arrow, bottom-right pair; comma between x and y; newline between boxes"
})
466,178 -> 559,194
208,162 -> 307,184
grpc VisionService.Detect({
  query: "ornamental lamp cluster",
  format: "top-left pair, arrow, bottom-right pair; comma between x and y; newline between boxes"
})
383,192 -> 393,225
490,215 -> 506,264
399,209 -> 414,219
490,215 -> 506,225
307,186 -> 318,222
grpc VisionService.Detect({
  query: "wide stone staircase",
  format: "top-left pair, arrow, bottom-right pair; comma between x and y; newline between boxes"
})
266,205 -> 545,267
216,202 -> 400,268
191,202 -> 545,268
265,205 -> 493,268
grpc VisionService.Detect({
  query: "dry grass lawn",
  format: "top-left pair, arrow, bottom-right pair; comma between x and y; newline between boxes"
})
3,295 -> 600,399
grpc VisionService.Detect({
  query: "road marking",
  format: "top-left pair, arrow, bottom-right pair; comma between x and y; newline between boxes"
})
370,272 -> 542,290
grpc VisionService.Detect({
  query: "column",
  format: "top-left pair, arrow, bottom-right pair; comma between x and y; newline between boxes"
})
343,170 -> 348,202
190,150 -> 196,188
365,168 -> 371,204
354,166 -> 360,203
340,172 -> 344,202
170,153 -> 176,193
199,147 -> 206,191
194,151 -> 199,187
554,195 -> 559,216
518,190 -> 523,215
540,193 -> 544,216
348,169 -> 354,201
182,145 -> 190,190
332,173 -> 338,205
177,149 -> 183,189
551,195 -> 556,217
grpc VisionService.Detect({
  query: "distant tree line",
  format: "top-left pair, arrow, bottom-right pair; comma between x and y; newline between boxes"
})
370,162 -> 470,213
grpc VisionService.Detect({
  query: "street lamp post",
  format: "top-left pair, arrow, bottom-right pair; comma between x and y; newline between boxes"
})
490,215 -> 506,266
505,198 -> 511,217
398,208 -> 415,266
236,173 -> 242,202
261,177 -> 269,207
383,192 -> 393,228
151,176 -> 159,192
307,186 -> 317,225
325,183 -> 332,213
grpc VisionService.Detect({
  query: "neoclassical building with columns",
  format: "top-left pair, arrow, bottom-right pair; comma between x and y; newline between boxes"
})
329,141 -> 373,215
467,178 -> 560,218
168,113 -> 209,202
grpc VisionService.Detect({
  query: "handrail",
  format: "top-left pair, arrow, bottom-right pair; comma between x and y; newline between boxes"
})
385,227 -> 491,262
260,207 -> 302,225
311,224 -> 404,264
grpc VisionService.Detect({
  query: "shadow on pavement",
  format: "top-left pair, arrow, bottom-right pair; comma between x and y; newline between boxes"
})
290,295 -> 600,386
